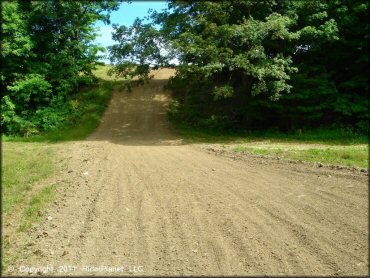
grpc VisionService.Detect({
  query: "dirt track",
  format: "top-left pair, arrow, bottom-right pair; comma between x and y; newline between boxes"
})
8,69 -> 368,276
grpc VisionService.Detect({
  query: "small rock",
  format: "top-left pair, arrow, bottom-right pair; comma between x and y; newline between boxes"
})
211,168 -> 216,171
83,171 -> 89,176
318,163 -> 323,168
62,250 -> 68,256
327,175 -> 332,178
47,215 -> 53,221
360,169 -> 366,173
67,170 -> 73,173
33,249 -> 42,256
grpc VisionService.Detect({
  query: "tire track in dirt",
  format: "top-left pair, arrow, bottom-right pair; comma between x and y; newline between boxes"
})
170,147 -> 367,274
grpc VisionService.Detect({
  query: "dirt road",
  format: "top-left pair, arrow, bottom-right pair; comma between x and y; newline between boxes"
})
8,69 -> 368,276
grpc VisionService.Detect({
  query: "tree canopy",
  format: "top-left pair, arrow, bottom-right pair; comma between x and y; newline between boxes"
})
109,0 -> 368,133
1,0 -> 368,136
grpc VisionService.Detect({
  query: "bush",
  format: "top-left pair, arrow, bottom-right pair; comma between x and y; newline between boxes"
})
1,74 -> 81,136
7,74 -> 52,108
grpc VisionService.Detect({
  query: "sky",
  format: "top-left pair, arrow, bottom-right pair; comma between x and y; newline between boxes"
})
94,1 -> 168,63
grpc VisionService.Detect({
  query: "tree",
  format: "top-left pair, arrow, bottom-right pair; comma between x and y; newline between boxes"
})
109,0 -> 339,130
267,0 -> 369,132
1,0 -> 121,136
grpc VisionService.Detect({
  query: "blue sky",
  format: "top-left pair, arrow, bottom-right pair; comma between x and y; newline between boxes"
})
94,1 -> 168,62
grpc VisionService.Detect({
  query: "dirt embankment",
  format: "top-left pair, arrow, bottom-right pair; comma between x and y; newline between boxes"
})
5,69 -> 368,276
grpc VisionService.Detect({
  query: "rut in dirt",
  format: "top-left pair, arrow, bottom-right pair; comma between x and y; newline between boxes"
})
9,69 -> 368,276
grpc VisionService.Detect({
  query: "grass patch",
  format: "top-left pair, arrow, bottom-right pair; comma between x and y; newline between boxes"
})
2,142 -> 59,270
172,122 -> 368,168
2,183 -> 57,269
171,123 -> 368,145
233,145 -> 369,168
2,143 -> 57,213
19,184 -> 57,232
93,64 -> 127,81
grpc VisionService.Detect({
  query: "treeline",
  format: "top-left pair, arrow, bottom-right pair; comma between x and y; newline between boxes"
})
1,1 -> 120,136
110,0 -> 369,134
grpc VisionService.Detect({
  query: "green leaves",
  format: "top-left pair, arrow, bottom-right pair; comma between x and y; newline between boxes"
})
108,0 -> 356,132
1,0 -> 121,136
109,0 -> 330,102
214,85 -> 234,100
7,74 -> 52,105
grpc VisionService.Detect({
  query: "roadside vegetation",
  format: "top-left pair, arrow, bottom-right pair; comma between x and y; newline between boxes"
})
170,124 -> 368,145
3,79 -> 114,142
233,144 -> 368,169
171,124 -> 368,169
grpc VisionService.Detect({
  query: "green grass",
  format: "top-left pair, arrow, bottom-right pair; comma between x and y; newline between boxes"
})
171,123 -> 368,145
233,145 -> 369,168
171,123 -> 368,168
2,142 -> 60,270
2,142 -> 58,214
3,80 -> 114,142
19,184 -> 57,232
93,64 -> 127,81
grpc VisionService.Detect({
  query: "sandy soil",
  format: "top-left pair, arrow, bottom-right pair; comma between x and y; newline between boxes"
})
6,69 -> 368,276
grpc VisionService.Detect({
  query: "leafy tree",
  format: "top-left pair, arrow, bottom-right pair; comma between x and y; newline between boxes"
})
1,1 -> 33,89
326,0 -> 369,132
109,0 -> 340,130
1,0 -> 121,136
266,0 -> 369,132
